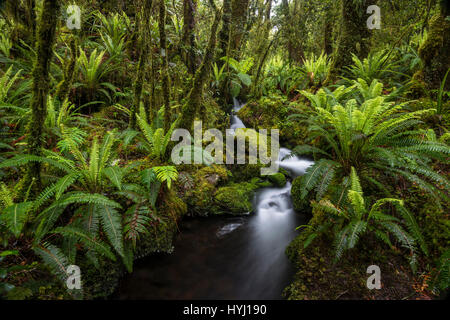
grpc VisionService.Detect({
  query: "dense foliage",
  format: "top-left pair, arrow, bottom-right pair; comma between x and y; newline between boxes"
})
0,0 -> 448,300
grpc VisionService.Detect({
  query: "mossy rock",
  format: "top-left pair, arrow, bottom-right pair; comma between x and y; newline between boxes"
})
184,165 -> 230,215
291,176 -> 311,212
268,172 -> 287,188
213,182 -> 260,215
237,96 -> 308,147
229,163 -> 266,182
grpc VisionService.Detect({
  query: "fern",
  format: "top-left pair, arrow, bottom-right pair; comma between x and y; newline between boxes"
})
0,202 -> 33,237
97,204 -> 124,257
52,227 -> 116,260
304,168 -> 424,270
153,166 -> 178,189
34,243 -> 71,284
292,79 -> 449,204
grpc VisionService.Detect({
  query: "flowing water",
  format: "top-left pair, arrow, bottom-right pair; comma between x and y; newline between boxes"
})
114,100 -> 313,300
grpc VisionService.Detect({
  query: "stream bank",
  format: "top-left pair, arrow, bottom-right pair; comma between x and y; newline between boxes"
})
112,99 -> 314,299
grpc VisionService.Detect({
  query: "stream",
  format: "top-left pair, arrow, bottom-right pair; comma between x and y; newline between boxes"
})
114,100 -> 314,300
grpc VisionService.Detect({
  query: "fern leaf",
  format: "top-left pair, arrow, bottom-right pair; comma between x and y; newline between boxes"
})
97,205 -> 124,257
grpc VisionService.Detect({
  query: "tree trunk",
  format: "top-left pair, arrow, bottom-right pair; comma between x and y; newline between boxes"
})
217,0 -> 232,64
26,0 -> 36,38
182,0 -> 198,74
159,0 -> 172,132
25,0 -> 60,191
326,0 -> 372,82
416,0 -> 450,90
323,5 -> 333,56
55,37 -> 78,103
130,0 -> 153,129
178,6 -> 222,131
229,0 -> 250,59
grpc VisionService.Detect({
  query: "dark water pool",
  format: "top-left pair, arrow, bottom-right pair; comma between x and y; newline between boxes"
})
113,185 -> 308,300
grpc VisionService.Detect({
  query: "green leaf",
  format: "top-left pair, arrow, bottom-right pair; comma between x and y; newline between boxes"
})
97,205 -> 124,257
104,167 -> 123,191
52,227 -> 116,261
0,202 -> 33,237
237,73 -> 251,86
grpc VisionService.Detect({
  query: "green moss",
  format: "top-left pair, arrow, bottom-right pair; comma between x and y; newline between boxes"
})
326,0 -> 371,82
237,95 -> 308,147
417,11 -> 450,90
268,172 -> 286,188
213,181 -> 259,215
291,175 -> 312,212
185,165 -> 230,215
21,0 -> 60,193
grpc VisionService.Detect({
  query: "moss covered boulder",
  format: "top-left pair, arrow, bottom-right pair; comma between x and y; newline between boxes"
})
237,95 -> 308,148
213,181 -> 260,215
184,165 -> 230,215
268,172 -> 287,188
291,175 -> 312,213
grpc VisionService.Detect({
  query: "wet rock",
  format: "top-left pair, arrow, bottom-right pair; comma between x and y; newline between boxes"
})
268,172 -> 287,188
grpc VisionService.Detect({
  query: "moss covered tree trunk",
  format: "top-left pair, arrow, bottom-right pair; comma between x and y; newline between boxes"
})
159,0 -> 172,132
182,0 -> 198,74
252,0 -> 274,97
416,0 -> 450,90
217,0 -> 232,64
323,5 -> 333,56
178,5 -> 222,131
229,0 -> 250,60
55,36 -> 78,103
25,0 -> 60,190
26,0 -> 36,38
326,0 -> 371,82
130,0 -> 153,129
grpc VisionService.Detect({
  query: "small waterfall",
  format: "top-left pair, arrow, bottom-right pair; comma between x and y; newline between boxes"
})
230,98 -> 246,131
229,99 -> 314,216
277,147 -> 314,178
115,99 -> 314,300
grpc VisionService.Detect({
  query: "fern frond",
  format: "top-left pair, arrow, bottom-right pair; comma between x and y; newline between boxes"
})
96,204 -> 124,257
0,202 -> 33,237
52,226 -> 116,260
34,243 -> 70,283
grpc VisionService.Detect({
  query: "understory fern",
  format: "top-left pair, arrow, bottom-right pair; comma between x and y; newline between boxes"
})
304,168 -> 427,271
